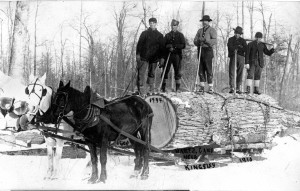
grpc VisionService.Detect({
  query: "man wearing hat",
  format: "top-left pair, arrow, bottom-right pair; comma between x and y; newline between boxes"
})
193,15 -> 217,93
160,19 -> 186,92
227,26 -> 247,94
136,17 -> 165,94
245,32 -> 275,95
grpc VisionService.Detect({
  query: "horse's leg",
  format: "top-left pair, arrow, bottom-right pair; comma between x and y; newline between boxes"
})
99,136 -> 108,183
130,135 -> 143,179
45,137 -> 55,179
140,119 -> 151,180
51,139 -> 65,179
87,143 -> 98,184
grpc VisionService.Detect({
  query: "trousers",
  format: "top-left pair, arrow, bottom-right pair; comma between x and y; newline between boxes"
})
162,54 -> 182,81
247,60 -> 263,80
229,54 -> 245,88
136,60 -> 157,89
198,47 -> 214,84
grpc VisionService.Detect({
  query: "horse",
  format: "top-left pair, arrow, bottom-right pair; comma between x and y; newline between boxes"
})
26,73 -> 76,179
52,81 -> 153,183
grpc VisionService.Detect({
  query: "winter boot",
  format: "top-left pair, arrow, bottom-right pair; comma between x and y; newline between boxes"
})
253,87 -> 262,95
161,83 -> 166,92
208,86 -> 214,94
245,86 -> 251,94
196,86 -> 205,94
148,84 -> 154,94
176,83 -> 181,93
236,85 -> 242,94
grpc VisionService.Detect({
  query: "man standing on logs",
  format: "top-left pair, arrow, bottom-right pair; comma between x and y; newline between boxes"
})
160,19 -> 186,93
227,26 -> 247,94
193,15 -> 217,94
245,32 -> 275,95
136,17 -> 165,95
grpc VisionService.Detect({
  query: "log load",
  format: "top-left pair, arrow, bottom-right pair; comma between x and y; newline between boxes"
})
161,92 -> 300,150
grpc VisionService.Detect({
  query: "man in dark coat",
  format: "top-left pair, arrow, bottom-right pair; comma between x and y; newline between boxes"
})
136,17 -> 165,95
227,26 -> 247,94
193,15 -> 217,93
160,19 -> 186,92
245,32 -> 275,95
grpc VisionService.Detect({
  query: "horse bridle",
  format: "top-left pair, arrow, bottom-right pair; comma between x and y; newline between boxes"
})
25,78 -> 47,106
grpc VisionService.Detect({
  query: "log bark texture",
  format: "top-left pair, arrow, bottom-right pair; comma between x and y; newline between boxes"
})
162,92 -> 300,149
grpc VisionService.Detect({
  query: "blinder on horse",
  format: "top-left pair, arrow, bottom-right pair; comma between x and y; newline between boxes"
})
25,78 -> 47,103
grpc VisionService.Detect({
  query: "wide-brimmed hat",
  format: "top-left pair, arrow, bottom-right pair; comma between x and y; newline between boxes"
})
200,15 -> 212,22
149,17 -> 157,23
171,19 -> 179,26
255,32 -> 263,38
234,26 -> 243,34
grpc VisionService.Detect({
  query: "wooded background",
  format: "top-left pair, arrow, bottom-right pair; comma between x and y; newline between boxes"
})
0,1 -> 299,111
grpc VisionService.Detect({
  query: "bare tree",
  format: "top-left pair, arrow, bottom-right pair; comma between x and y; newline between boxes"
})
9,1 -> 29,83
33,1 -> 40,76
246,1 -> 254,39
279,34 -> 292,103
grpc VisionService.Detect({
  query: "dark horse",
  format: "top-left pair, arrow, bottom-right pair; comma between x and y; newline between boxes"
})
52,81 -> 153,183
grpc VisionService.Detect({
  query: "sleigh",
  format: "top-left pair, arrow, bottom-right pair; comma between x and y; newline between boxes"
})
4,91 -> 297,171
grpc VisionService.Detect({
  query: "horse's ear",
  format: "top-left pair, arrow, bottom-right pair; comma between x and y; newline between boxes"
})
84,86 -> 91,99
40,73 -> 46,84
29,74 -> 35,83
66,81 -> 71,88
84,86 -> 91,94
59,81 -> 64,88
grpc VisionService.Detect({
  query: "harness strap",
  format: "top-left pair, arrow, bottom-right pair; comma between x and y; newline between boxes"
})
99,114 -> 165,155
62,116 -> 82,133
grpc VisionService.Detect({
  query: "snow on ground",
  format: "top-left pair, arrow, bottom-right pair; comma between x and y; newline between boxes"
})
0,136 -> 300,190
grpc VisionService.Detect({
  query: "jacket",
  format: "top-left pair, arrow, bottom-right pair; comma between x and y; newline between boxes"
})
193,26 -> 217,48
136,28 -> 164,63
164,30 -> 186,58
227,36 -> 247,57
246,40 -> 275,68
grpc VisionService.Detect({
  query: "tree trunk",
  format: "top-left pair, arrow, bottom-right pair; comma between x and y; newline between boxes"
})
279,34 -> 292,103
248,2 -> 254,39
202,2 -> 205,18
242,1 -> 244,32
33,2 -> 39,76
8,1 -> 29,83
236,2 -> 239,26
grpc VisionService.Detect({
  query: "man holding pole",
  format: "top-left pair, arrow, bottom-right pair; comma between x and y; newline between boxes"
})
245,32 -> 275,95
193,15 -> 217,94
227,26 -> 247,94
136,17 -> 165,95
160,19 -> 186,93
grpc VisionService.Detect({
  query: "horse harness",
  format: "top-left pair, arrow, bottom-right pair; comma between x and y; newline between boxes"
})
56,95 -> 154,143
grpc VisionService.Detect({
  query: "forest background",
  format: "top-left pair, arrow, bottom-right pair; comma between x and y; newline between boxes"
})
1,0 -> 300,111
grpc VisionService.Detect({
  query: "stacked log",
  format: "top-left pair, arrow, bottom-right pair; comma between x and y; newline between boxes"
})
162,92 -> 300,150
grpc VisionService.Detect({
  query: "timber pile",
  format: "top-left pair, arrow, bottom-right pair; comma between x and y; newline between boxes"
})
0,146 -> 86,158
0,129 -> 45,146
162,92 -> 300,150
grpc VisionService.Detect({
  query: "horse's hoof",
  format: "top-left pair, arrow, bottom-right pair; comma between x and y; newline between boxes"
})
87,177 -> 98,184
97,178 -> 106,183
140,175 -> 149,180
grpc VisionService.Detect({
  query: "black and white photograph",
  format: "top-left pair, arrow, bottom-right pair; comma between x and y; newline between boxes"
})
0,0 -> 300,190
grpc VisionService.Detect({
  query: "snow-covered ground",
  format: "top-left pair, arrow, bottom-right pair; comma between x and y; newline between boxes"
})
0,136 -> 300,190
